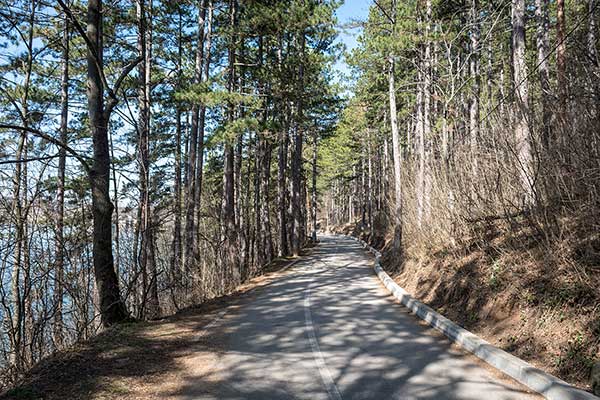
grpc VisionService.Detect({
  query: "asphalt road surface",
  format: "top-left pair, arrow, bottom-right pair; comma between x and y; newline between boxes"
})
177,234 -> 539,400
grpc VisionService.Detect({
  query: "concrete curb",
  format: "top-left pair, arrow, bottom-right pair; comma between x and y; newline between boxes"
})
342,234 -> 598,400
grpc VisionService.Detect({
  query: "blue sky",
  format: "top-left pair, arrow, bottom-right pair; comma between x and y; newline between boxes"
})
333,0 -> 371,79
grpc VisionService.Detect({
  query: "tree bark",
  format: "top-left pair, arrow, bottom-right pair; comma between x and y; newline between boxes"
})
388,45 -> 403,251
184,0 -> 207,273
536,0 -> 551,150
87,0 -> 129,327
588,0 -> 600,121
367,128 -> 374,237
170,9 -> 184,297
556,0 -> 567,124
222,0 -> 238,287
277,42 -> 290,257
9,1 -> 36,369
422,0 -> 432,221
195,0 -> 213,244
291,33 -> 306,257
54,6 -> 69,349
512,0 -> 535,206
256,36 -> 274,268
311,132 -> 318,242
261,140 -> 274,262
137,0 -> 159,320
278,114 -> 290,257
469,0 -> 480,173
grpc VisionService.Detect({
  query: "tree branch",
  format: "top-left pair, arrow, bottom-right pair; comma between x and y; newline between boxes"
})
54,0 -> 109,91
104,56 -> 144,118
55,0 -> 141,116
0,124 -> 91,173
0,154 -> 59,165
372,0 -> 395,25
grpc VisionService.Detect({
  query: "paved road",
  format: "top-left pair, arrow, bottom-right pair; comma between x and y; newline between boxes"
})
177,235 -> 539,400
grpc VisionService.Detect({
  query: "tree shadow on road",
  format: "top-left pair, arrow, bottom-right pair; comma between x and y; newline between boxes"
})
2,236 -> 539,400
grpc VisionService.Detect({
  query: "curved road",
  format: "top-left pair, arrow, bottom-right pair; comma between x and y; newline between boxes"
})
177,235 -> 539,400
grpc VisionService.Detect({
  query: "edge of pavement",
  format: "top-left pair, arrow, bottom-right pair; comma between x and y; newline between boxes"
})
340,233 -> 598,400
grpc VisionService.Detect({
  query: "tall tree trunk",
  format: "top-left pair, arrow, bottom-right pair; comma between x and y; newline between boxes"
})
87,0 -> 128,327
9,1 -> 36,369
415,72 -> 425,227
277,41 -> 290,257
360,152 -> 366,228
388,16 -> 403,251
512,0 -> 534,206
184,0 -> 207,273
415,5 -> 426,228
590,0 -> 599,66
311,132 -> 318,242
54,7 -> 69,349
422,0 -> 432,221
291,33 -> 306,257
137,0 -> 159,320
535,0 -> 551,151
588,0 -> 600,121
261,140 -> 274,262
469,0 -> 480,174
367,128 -> 374,238
222,0 -> 238,285
254,135 -> 262,272
10,129 -> 26,372
556,0 -> 567,126
278,115 -> 290,257
234,39 -> 246,274
195,0 -> 214,247
22,143 -> 32,368
241,136 -> 253,281
235,130 -> 245,275
170,10 -> 184,299
388,72 -> 402,247
256,36 -> 274,268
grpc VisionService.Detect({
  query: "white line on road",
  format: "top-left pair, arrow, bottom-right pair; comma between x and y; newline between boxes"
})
304,286 -> 343,400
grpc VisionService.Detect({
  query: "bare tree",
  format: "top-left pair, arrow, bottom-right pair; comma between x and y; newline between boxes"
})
386,0 -> 403,252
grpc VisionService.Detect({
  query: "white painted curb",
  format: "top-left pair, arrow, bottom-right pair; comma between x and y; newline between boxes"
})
343,234 -> 598,400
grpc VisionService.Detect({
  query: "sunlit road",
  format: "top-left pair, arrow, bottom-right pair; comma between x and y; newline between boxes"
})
175,235 -> 539,400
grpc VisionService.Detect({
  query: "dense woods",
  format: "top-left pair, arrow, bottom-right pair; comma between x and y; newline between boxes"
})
326,0 -> 600,246
0,0 -> 338,388
1,0 -> 600,395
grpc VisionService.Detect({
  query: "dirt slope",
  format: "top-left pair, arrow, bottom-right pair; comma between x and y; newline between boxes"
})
365,221 -> 600,392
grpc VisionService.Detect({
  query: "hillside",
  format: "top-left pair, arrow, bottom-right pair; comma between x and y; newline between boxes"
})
341,210 -> 600,391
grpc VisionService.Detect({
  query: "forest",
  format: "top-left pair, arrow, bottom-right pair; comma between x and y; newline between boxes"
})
1,0 -> 599,397
0,0 -> 339,389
